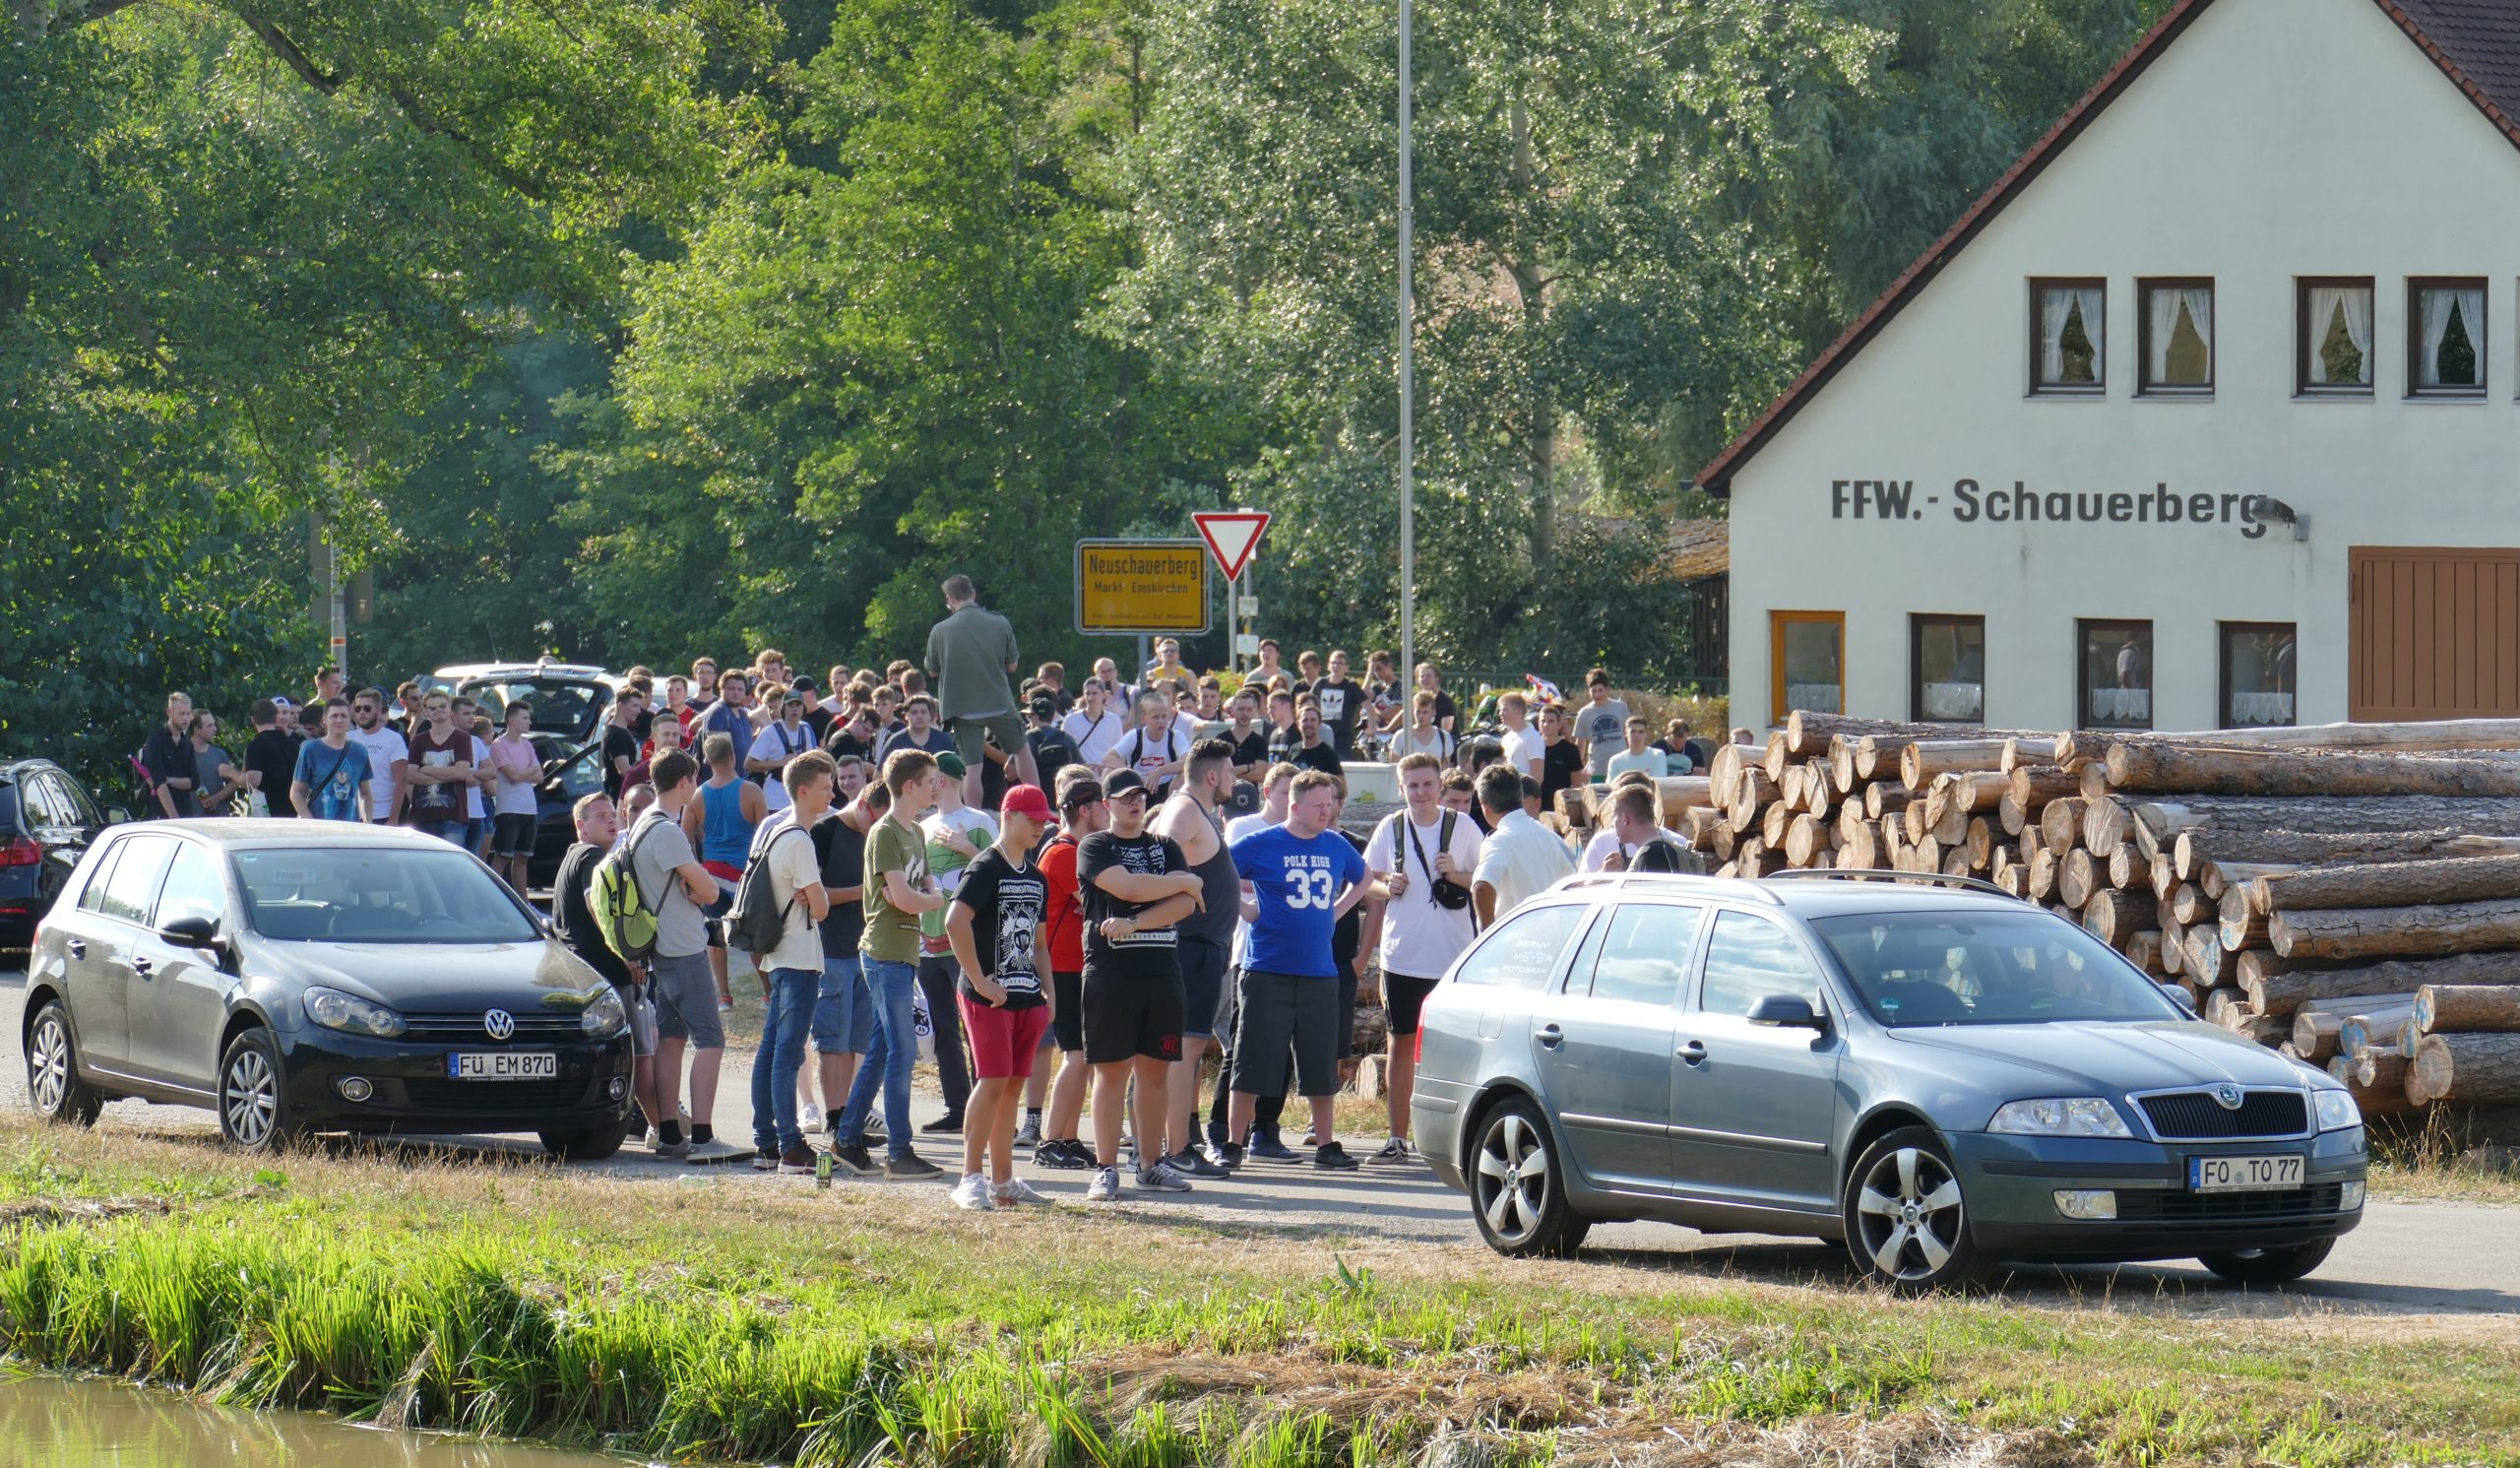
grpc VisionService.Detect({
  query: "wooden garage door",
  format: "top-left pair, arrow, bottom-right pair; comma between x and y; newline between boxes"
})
2350,547 -> 2520,721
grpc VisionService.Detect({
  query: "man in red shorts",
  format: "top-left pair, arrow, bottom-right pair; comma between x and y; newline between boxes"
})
943,782 -> 1059,1209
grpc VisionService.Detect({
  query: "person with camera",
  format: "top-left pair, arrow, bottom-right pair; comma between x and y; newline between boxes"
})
1360,752 -> 1480,1166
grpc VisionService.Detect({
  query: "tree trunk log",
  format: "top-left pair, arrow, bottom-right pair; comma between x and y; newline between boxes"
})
1803,759 -> 1835,821
1728,771 -> 1778,833
2246,951 -> 2520,1017
2251,854 -> 2520,915
2083,798 -> 2131,859
1967,816 -> 1996,872
2218,886 -> 2267,951
2058,848 -> 2100,910
2184,925 -> 2237,985
1898,738 -> 2010,792
1708,741 -> 1744,802
1763,732 -> 1794,785
1840,818 -> 1883,871
2414,1032 -> 2520,1104
1785,813 -> 1828,868
2064,718 -> 2520,767
2107,743 -> 2520,798
2027,847 -> 2058,903
1761,798 -> 1794,849
2125,929 -> 2166,974
2341,1009 -> 2413,1058
2171,884 -> 2210,926
2358,1048 -> 2410,1091
2174,829 -> 2520,882
2272,899 -> 2520,961
1865,783 -> 1913,820
2008,764 -> 2079,815
2144,797 -> 2520,846
2084,887 -> 2156,947
2415,984 -> 2520,1035
2041,798 -> 2087,859
1829,736 -> 1860,795
2151,854 -> 2179,904
1785,712 -> 1918,757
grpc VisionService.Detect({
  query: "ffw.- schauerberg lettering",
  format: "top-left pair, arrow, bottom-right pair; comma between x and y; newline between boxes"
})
1828,479 -> 2272,538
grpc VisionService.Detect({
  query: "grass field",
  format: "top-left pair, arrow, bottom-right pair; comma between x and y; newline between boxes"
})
0,1118 -> 2516,1466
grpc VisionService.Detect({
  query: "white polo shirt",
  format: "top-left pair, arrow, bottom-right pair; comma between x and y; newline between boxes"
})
1474,810 -> 1576,922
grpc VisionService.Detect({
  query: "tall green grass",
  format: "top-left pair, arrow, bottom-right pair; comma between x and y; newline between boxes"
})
0,1214 -> 1937,1466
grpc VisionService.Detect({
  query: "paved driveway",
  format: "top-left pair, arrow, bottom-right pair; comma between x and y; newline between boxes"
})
6,965 -> 2516,1315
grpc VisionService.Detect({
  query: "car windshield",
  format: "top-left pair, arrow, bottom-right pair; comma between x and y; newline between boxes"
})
1811,911 -> 2181,1027
231,846 -> 541,944
463,679 -> 606,736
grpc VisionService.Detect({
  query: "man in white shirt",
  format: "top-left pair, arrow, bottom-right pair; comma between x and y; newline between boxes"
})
1060,677 -> 1124,767
1361,753 -> 1480,1165
346,687 -> 410,824
1102,689 -> 1190,797
1581,771 -> 1689,871
1495,690 -> 1544,784
1472,763 -> 1574,926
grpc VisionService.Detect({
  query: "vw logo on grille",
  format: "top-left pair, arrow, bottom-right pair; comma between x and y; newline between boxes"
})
2213,1083 -> 2244,1111
483,1009 -> 517,1041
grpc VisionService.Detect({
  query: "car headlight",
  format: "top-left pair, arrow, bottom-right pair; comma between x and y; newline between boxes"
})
2312,1087 -> 2362,1133
580,986 -> 628,1037
1987,1098 -> 2133,1139
304,986 -> 407,1039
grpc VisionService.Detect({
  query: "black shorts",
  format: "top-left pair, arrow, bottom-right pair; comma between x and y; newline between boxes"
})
489,811 -> 537,859
1335,967 -> 1358,1060
1177,935 -> 1228,1040
1049,970 -> 1084,1052
1082,963 -> 1184,1064
1385,972 -> 1441,1036
1228,969 -> 1340,1098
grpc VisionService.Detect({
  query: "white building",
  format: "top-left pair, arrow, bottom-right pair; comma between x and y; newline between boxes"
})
1699,0 -> 2520,734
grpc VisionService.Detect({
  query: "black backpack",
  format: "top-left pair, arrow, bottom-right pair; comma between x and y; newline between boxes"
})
726,825 -> 813,957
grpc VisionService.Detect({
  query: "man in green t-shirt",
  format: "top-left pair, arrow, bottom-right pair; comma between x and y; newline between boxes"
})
831,749 -> 949,1180
914,751 -> 998,1135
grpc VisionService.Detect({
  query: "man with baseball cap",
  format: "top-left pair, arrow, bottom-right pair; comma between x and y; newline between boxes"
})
942,781 -> 1058,1209
1075,768 -> 1204,1200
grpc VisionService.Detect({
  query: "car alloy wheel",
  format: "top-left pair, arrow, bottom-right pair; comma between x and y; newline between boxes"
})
1845,1125 -> 1981,1291
220,1032 -> 285,1152
25,1001 -> 98,1126
1469,1098 -> 1590,1257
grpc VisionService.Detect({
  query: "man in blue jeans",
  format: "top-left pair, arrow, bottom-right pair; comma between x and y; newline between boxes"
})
829,748 -> 948,1180
744,749 -> 835,1173
804,762 -> 885,1128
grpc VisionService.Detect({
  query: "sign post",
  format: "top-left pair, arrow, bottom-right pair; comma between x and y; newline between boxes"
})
1193,511 -> 1271,673
1075,540 -> 1211,638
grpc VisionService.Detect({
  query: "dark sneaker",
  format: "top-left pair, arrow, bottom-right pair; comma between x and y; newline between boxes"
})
750,1146 -> 779,1172
885,1152 -> 946,1181
1248,1134 -> 1299,1162
778,1145 -> 817,1175
1313,1140 -> 1359,1171
1134,1159 -> 1194,1192
920,1113 -> 964,1134
1366,1137 -> 1418,1166
1014,1115 -> 1043,1149
1169,1147 -> 1229,1180
1035,1138 -> 1093,1170
830,1143 -> 881,1178
1206,1117 -> 1229,1153
1217,1142 -> 1246,1171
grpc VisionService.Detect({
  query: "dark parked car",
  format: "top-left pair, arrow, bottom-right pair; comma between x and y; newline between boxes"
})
0,759 -> 119,955
1414,870 -> 2367,1290
22,819 -> 633,1158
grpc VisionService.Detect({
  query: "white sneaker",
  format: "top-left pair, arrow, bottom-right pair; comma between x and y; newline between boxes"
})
1085,1167 -> 1122,1202
992,1178 -> 1052,1207
800,1103 -> 824,1131
949,1173 -> 997,1211
1134,1159 -> 1193,1192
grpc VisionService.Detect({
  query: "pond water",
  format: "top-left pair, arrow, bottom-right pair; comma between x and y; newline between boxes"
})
0,1372 -> 642,1467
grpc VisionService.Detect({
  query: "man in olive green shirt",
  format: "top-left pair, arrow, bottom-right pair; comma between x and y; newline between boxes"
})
925,573 -> 1033,805
830,749 -> 948,1179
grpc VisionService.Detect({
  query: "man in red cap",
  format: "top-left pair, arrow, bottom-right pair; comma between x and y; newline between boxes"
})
941,782 -> 1059,1210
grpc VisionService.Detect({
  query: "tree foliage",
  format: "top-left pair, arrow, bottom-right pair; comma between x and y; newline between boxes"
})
3,0 -> 2170,786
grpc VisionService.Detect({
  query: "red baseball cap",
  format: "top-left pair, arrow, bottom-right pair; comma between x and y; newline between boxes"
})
1000,783 -> 1054,822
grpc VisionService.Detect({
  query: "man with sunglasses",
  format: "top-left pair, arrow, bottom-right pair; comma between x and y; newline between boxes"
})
346,688 -> 410,825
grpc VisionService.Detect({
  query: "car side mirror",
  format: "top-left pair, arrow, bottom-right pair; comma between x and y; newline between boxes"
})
2162,984 -> 2199,1019
104,806 -> 132,826
1747,992 -> 1827,1030
159,915 -> 219,949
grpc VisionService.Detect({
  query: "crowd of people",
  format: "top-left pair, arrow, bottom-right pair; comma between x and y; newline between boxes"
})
130,575 -> 1714,1206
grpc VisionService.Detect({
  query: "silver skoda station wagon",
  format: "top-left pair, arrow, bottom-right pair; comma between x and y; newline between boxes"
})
1413,871 -> 2367,1291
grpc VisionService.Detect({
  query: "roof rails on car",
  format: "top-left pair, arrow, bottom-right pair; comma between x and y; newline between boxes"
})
1553,871 -> 1790,905
1759,869 -> 2024,902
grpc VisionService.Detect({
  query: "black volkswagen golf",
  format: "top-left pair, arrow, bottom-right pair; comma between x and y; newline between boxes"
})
21,820 -> 634,1158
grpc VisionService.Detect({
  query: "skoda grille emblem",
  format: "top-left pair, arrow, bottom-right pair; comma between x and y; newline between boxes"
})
483,1008 -> 517,1041
2213,1083 -> 2244,1111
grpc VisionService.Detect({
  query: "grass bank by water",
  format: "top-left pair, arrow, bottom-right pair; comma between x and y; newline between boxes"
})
0,1119 -> 2515,1466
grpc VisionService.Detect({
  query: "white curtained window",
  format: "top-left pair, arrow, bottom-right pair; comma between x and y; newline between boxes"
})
2302,284 -> 2372,388
2416,283 -> 2486,391
2036,284 -> 2105,389
2144,283 -> 2213,389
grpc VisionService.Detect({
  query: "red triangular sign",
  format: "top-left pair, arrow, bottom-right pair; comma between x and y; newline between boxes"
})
1194,511 -> 1271,581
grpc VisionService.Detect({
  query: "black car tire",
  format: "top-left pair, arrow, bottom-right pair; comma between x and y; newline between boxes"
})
25,999 -> 102,1128
1843,1125 -> 1985,1293
2198,1239 -> 2334,1285
217,1027 -> 295,1154
1468,1096 -> 1591,1258
539,1117 -> 628,1163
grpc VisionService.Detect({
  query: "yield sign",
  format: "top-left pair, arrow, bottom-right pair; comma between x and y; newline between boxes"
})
1193,511 -> 1271,581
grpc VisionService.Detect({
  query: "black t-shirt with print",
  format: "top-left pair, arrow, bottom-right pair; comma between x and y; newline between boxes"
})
1228,727 -> 1270,770
1308,678 -> 1369,752
601,725 -> 640,799
1076,829 -> 1186,981
245,729 -> 302,817
952,846 -> 1047,1009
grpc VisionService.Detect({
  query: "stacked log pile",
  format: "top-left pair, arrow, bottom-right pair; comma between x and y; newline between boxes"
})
1635,711 -> 2520,1119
